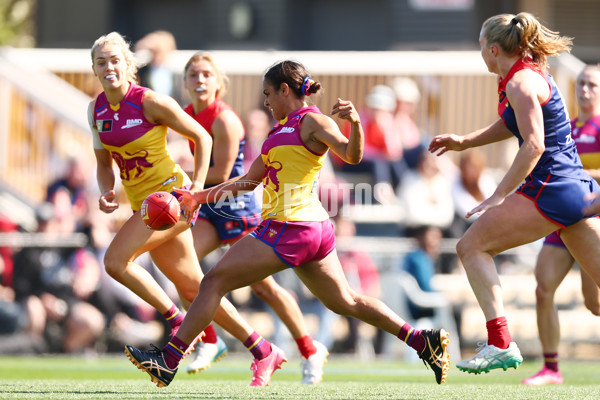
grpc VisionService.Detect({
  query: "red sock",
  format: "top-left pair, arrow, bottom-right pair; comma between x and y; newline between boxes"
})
162,304 -> 184,335
295,335 -> 317,359
243,331 -> 271,360
544,352 -> 559,372
164,335 -> 189,369
203,324 -> 217,344
398,322 -> 425,353
486,316 -> 512,349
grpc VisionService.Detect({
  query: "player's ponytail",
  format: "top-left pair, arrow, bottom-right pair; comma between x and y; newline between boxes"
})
265,60 -> 321,98
482,12 -> 572,70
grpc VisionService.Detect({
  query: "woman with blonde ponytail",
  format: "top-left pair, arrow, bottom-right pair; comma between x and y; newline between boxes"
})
429,12 -> 600,375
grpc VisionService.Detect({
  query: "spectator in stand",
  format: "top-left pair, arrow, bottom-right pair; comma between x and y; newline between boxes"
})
397,146 -> 455,236
450,149 -> 497,238
45,156 -> 95,240
135,30 -> 179,101
337,84 -> 406,204
392,77 -> 423,169
401,225 -> 443,320
10,202 -> 106,354
242,108 -> 272,172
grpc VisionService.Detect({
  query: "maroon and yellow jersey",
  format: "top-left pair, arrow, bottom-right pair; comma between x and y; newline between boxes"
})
260,106 -> 330,222
90,83 -> 190,211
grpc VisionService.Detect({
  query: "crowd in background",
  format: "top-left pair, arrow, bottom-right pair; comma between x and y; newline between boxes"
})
0,30 -> 510,358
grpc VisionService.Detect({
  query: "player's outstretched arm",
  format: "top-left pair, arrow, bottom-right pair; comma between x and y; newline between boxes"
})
175,156 -> 265,222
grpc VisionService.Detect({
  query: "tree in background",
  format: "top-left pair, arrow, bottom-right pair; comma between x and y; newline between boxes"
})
0,0 -> 35,47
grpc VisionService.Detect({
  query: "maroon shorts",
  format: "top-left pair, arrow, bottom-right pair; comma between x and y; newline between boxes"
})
250,219 -> 336,268
543,231 -> 566,248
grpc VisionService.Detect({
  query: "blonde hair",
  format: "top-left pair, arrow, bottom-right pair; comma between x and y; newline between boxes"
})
91,32 -> 138,83
183,52 -> 228,99
482,12 -> 572,70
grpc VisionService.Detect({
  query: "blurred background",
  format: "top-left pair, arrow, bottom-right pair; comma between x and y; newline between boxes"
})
1,0 -> 600,363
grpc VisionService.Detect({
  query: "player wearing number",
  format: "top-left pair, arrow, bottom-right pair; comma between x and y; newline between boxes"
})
90,33 -> 283,386
429,13 -> 600,374
182,52 -> 328,384
522,65 -> 600,386
124,60 -> 450,387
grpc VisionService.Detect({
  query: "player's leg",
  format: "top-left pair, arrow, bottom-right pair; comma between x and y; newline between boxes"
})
455,193 -> 558,373
251,277 -> 307,339
103,213 -> 190,316
522,242 -> 572,385
125,235 -> 290,387
561,217 -> 600,287
151,225 -> 268,360
580,268 -> 600,316
191,218 -> 222,263
185,218 -> 229,373
293,250 -> 449,384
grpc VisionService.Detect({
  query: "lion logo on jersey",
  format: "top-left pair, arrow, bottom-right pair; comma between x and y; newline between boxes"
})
264,160 -> 283,192
112,150 -> 153,180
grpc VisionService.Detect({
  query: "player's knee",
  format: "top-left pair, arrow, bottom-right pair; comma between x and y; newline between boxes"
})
200,269 -> 229,297
321,294 -> 358,317
456,237 -> 474,262
103,251 -> 124,279
535,283 -> 554,306
250,282 -> 271,301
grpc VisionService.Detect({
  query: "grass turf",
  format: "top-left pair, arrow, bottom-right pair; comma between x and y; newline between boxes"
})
0,353 -> 598,399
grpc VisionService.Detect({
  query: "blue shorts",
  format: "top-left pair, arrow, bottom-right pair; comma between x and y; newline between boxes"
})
516,172 -> 600,228
197,192 -> 261,243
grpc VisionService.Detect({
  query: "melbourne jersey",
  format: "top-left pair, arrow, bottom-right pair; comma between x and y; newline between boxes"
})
184,99 -> 246,182
92,83 -> 190,211
260,105 -> 330,222
572,115 -> 600,170
498,58 -> 588,181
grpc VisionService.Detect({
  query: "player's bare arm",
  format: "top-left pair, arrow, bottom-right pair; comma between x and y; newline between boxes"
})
142,90 -> 213,189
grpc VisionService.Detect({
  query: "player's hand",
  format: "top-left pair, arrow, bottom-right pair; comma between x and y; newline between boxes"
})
429,134 -> 465,156
466,193 -> 505,219
331,98 -> 360,124
583,192 -> 600,216
173,187 -> 200,223
99,190 -> 118,213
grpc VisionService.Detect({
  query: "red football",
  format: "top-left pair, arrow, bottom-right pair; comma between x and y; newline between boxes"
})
140,191 -> 180,231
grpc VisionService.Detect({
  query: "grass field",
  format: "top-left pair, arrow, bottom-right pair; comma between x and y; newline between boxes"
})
0,353 -> 598,400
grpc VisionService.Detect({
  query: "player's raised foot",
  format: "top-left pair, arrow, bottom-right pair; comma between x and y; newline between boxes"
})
249,344 -> 288,387
124,344 -> 177,387
187,336 -> 229,374
521,366 -> 563,385
301,340 -> 329,385
418,328 -> 450,384
457,341 -> 523,374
